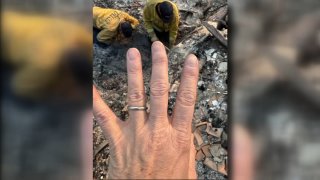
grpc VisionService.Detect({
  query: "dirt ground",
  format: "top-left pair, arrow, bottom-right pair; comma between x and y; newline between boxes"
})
93,0 -> 228,179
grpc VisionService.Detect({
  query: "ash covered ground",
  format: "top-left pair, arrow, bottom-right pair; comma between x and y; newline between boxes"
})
93,0 -> 228,179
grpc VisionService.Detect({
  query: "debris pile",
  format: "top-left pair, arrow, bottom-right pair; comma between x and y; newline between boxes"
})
194,122 -> 227,176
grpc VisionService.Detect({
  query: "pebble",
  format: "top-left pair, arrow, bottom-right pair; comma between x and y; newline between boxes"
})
218,62 -> 228,72
205,49 -> 215,56
169,81 -> 180,93
114,94 -> 120,99
198,80 -> 205,87
213,156 -> 223,163
212,53 -> 218,59
220,102 -> 227,112
212,100 -> 219,107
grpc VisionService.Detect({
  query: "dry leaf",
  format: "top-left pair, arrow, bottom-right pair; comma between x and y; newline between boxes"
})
202,145 -> 212,157
196,150 -> 205,161
204,158 -> 218,171
194,129 -> 204,148
206,123 -> 223,138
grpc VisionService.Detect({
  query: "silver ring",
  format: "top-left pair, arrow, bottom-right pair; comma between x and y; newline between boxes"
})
128,106 -> 147,111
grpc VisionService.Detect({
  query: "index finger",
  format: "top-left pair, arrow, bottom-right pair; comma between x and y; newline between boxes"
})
149,41 -> 169,127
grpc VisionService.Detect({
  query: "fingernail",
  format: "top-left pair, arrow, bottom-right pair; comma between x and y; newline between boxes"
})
127,49 -> 136,61
187,55 -> 198,67
152,41 -> 163,50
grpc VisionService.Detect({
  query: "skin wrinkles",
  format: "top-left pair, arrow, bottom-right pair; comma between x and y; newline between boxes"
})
93,42 -> 199,179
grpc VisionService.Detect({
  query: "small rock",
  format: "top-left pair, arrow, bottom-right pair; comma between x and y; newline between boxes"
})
212,100 -> 220,109
213,156 -> 223,163
198,80 -> 205,87
114,94 -> 120,99
221,132 -> 228,149
204,158 -> 218,171
206,125 -> 223,138
170,81 -> 180,93
220,102 -> 227,112
196,161 -> 206,174
210,144 -> 221,157
212,53 -> 218,59
122,105 -> 128,112
205,49 -> 216,56
198,81 -> 206,91
219,147 -> 228,156
218,62 -> 228,72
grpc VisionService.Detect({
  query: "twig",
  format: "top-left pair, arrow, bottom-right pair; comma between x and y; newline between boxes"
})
179,9 -> 198,14
203,0 -> 214,17
164,45 -> 171,52
210,5 -> 228,21
94,141 -> 108,157
175,25 -> 202,45
202,21 -> 227,47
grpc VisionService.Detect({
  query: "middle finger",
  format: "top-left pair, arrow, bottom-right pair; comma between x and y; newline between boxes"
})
149,41 -> 169,127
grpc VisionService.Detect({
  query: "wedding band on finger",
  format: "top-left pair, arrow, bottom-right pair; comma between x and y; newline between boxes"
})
128,106 -> 147,111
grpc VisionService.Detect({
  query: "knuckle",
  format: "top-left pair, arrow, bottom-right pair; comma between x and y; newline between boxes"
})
128,89 -> 145,103
177,90 -> 196,106
153,54 -> 167,65
95,116 -> 111,132
172,129 -> 190,149
148,128 -> 167,146
148,114 -> 167,122
95,112 -> 113,128
127,63 -> 141,74
150,81 -> 169,97
173,118 -> 190,138
148,114 -> 168,130
94,109 -> 108,122
94,109 -> 116,130
173,114 -> 189,125
151,130 -> 166,141
183,67 -> 198,77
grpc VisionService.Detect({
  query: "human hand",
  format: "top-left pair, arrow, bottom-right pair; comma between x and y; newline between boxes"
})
93,41 -> 199,179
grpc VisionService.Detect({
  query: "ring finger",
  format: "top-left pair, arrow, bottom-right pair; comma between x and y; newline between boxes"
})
126,48 -> 147,131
